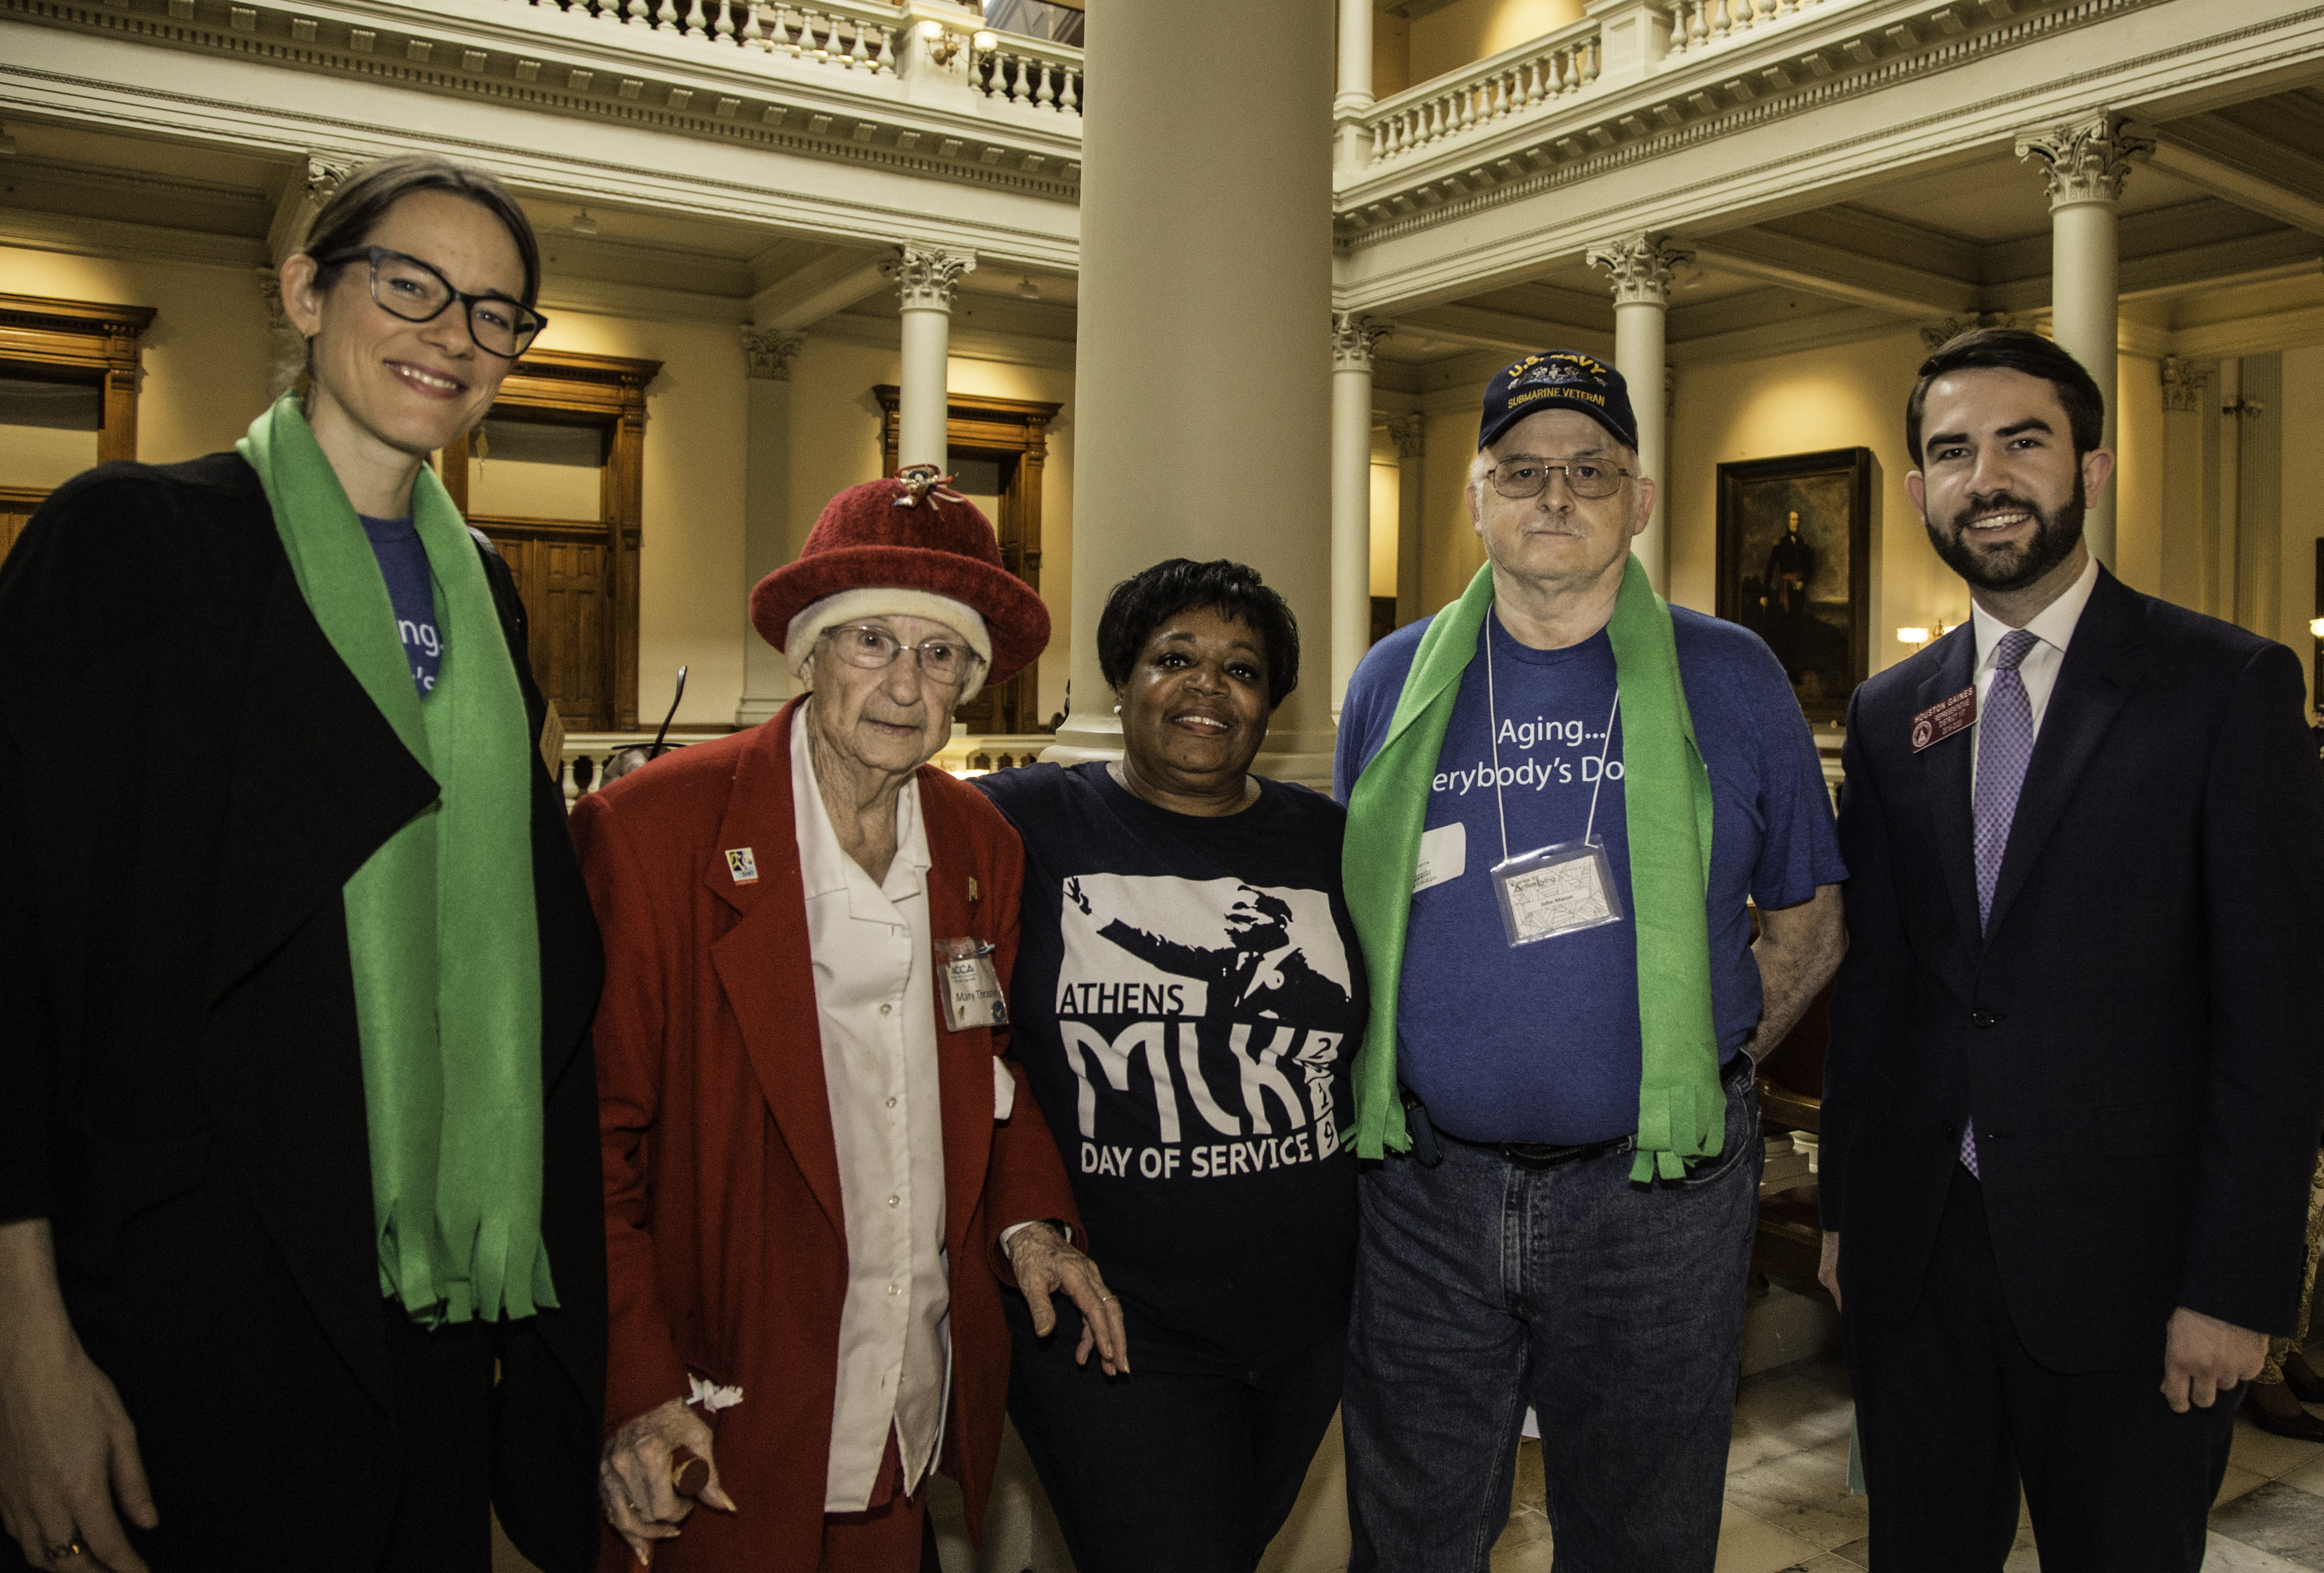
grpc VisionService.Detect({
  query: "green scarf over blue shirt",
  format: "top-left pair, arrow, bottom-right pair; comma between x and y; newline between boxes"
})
238,393 -> 551,1323
1343,556 -> 1721,1182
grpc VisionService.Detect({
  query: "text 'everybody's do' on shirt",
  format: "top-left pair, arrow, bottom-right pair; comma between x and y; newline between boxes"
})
976,762 -> 1367,1373
357,512 -> 442,698
1334,606 -> 1846,1149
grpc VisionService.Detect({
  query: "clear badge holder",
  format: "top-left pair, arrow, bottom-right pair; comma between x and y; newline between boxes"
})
1478,631 -> 1627,949
936,937 -> 1009,1031
1490,838 -> 1624,947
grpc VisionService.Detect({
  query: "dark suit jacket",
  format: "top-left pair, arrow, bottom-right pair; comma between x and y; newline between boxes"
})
0,454 -> 606,1570
572,703 -> 1080,1571
1822,567 -> 2324,1373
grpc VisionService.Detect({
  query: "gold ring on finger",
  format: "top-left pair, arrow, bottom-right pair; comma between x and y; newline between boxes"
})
44,1543 -> 88,1564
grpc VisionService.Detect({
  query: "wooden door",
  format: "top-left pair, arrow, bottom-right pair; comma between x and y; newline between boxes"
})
0,488 -> 47,564
874,386 -> 1062,734
440,349 -> 659,732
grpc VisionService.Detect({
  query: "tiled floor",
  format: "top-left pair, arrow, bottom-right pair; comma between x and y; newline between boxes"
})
1489,1351 -> 2324,1572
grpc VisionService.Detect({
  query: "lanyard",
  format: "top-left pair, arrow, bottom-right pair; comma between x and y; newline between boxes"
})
1482,611 -> 1622,861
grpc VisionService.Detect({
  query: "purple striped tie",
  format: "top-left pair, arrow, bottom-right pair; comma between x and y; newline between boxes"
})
1962,627 -> 2039,1178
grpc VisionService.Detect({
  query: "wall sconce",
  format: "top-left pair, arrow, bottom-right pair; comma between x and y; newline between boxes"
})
918,18 -> 964,66
2310,617 -> 2324,640
973,29 -> 998,51
1896,626 -> 1931,647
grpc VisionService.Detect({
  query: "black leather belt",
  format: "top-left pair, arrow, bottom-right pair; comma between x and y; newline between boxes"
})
1434,1128 -> 1636,1171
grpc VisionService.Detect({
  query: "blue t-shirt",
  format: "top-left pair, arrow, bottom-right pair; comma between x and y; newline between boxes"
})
1334,604 -> 1846,1146
358,514 -> 442,698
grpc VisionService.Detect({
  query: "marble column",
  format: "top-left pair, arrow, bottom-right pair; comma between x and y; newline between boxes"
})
1332,312 -> 1392,713
1049,0 -> 1336,786
1584,231 -> 1688,593
1333,0 -> 1375,174
1389,413 -> 1426,628
2157,355 -> 2213,614
2017,111 -> 2152,570
736,326 -> 806,726
885,242 -> 975,470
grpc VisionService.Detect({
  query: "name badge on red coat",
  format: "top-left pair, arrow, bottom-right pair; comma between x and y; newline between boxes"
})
937,937 -> 1008,1031
724,846 -> 758,884
1910,687 -> 1976,753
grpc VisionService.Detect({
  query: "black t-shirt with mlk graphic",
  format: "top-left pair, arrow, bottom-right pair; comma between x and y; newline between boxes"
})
975,762 -> 1365,1373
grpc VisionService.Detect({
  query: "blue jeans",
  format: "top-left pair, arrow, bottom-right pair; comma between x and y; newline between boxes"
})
1343,1059 -> 1761,1573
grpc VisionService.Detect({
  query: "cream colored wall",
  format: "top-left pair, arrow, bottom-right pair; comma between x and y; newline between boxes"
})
1669,329 -> 1948,680
1408,0 -> 1585,86
537,308 -> 750,729
1371,8 -> 1412,99
0,244 -> 275,479
468,453 -> 603,521
1419,403 -> 1488,614
785,337 -> 1078,726
1369,458 -> 1399,597
2113,352 -> 2163,600
2278,345 -> 2323,715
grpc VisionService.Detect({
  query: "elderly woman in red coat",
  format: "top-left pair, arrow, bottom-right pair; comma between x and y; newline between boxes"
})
572,469 -> 1126,1572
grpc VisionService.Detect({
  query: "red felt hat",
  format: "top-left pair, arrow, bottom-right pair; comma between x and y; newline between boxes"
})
751,466 -> 1051,689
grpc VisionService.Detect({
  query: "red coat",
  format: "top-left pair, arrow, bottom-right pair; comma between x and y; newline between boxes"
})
571,701 -> 1079,1570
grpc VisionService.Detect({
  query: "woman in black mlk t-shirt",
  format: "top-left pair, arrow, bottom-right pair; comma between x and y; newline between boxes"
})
975,560 -> 1364,1573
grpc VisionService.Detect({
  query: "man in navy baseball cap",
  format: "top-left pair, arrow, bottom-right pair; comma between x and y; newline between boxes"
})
1477,349 -> 1640,453
1331,342 -> 1848,1571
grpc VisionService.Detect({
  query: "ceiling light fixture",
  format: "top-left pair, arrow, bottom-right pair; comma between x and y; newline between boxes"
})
571,209 -> 599,236
1016,276 -> 1041,299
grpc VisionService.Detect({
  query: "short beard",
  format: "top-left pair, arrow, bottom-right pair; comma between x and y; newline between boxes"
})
1926,472 -> 2087,593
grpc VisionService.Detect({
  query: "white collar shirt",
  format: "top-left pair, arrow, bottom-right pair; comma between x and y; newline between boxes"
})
792,715 -> 951,1511
1969,554 -> 2100,778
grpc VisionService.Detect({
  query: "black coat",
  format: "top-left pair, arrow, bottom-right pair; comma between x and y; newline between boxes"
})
1821,566 -> 2324,1372
0,454 -> 606,1570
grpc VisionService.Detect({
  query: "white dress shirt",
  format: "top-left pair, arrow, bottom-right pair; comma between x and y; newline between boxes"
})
1969,554 -> 2099,777
792,718 -> 952,1511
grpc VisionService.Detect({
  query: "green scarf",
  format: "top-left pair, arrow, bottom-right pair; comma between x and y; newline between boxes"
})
238,393 -> 552,1323
1343,556 -> 1721,1182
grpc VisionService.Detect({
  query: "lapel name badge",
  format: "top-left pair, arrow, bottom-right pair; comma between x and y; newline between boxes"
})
724,846 -> 759,885
1910,687 -> 1976,753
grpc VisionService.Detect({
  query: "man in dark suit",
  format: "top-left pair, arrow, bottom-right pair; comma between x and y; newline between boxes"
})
1820,327 -> 2324,1570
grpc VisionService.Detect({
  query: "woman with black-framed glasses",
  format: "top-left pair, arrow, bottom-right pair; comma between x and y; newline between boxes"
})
0,155 -> 605,1573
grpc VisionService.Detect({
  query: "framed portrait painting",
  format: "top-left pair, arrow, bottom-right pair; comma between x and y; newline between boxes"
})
1715,447 -> 1874,724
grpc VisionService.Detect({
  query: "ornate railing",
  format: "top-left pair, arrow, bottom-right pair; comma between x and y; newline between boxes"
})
1364,17 -> 1603,166
508,0 -> 898,67
971,34 -> 1083,116
1358,0 -> 1849,169
1665,0 -> 1833,56
500,0 -> 1080,113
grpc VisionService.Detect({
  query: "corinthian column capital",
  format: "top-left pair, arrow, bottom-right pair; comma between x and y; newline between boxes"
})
1584,232 -> 1693,307
739,326 -> 807,381
2015,112 -> 2154,210
884,243 -> 977,311
1386,412 -> 1425,459
1332,311 -> 1393,372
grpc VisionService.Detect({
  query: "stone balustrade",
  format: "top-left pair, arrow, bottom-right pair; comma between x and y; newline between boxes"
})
972,34 -> 1084,117
1357,0 -> 1863,170
496,0 -> 1083,114
1365,18 -> 1605,167
1665,0 -> 1833,56
504,0 -> 902,72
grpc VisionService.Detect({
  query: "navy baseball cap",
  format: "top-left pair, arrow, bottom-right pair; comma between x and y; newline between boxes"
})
1479,351 -> 1638,453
